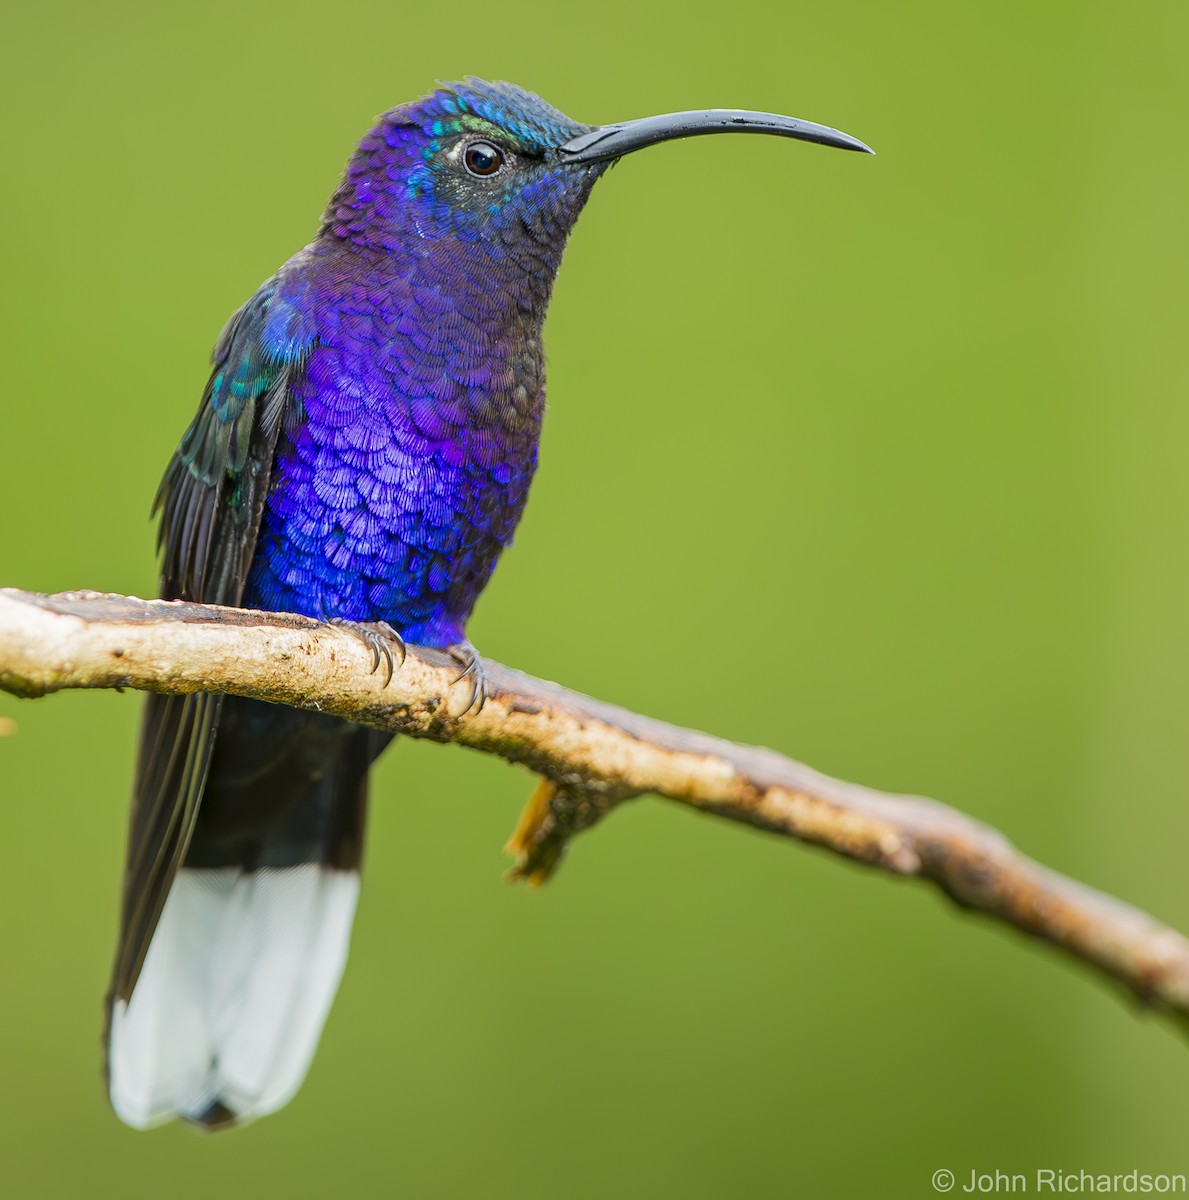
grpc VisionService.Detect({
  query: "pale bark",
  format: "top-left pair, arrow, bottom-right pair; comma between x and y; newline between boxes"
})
2,586 -> 1187,1036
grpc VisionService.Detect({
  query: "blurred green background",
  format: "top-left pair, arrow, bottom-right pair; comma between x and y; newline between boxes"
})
2,0 -> 1187,1195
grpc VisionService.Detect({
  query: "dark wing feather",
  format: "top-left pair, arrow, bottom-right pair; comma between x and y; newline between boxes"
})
109,278 -> 313,1005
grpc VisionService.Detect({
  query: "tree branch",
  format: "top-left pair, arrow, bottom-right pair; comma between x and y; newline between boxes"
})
2,586 -> 1188,1035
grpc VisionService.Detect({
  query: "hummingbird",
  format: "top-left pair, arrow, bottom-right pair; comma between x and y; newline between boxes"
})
105,78 -> 872,1130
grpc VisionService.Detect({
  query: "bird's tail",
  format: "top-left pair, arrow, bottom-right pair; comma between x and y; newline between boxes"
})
107,699 -> 391,1130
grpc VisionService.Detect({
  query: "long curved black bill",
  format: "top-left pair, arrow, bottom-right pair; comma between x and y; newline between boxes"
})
558,109 -> 874,164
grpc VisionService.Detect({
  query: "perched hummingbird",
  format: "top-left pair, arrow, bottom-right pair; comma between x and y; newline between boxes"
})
105,78 -> 871,1130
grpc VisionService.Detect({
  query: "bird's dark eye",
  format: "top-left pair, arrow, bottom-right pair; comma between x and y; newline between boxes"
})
463,140 -> 505,178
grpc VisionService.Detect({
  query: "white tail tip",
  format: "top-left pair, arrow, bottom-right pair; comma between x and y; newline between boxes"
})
108,865 -> 360,1129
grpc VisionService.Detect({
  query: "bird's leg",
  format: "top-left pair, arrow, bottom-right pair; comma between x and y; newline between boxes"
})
445,639 -> 488,717
327,619 -> 406,686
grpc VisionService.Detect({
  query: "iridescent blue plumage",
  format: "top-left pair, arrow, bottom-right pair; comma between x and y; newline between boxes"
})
107,77 -> 872,1131
239,238 -> 546,646
234,81 -> 598,645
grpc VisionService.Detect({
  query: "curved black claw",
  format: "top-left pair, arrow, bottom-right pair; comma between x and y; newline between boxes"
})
329,619 -> 406,686
446,639 -> 488,717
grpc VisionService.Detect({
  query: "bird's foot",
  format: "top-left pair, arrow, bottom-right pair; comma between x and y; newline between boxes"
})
445,639 -> 488,717
329,619 -> 406,686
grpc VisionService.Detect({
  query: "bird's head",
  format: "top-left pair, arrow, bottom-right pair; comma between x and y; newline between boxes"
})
322,80 -> 598,269
322,77 -> 872,284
